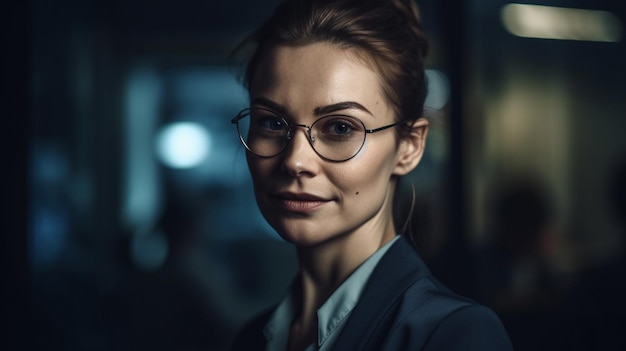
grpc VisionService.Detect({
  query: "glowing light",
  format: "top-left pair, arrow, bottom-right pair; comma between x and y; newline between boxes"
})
156,122 -> 211,169
501,3 -> 622,42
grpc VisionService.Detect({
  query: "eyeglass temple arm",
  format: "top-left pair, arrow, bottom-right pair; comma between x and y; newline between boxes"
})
365,119 -> 409,134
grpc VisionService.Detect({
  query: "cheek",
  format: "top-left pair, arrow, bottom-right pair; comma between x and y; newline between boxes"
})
246,156 -> 274,187
333,145 -> 398,195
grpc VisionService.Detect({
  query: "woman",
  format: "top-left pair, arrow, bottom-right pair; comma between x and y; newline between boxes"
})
230,0 -> 512,350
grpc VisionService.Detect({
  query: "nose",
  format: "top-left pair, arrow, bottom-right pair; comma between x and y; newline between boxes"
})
280,126 -> 319,177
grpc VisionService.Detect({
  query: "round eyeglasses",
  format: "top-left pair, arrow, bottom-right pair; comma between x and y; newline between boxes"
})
231,107 -> 406,162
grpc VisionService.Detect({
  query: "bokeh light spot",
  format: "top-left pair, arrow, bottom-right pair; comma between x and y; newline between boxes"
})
156,122 -> 211,169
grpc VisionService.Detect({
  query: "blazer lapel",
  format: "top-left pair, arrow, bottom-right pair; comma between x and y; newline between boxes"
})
331,235 -> 432,351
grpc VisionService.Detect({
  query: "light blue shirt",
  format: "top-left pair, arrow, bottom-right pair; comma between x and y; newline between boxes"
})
263,236 -> 400,351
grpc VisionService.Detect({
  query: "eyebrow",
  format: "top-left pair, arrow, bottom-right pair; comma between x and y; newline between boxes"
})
250,97 -> 287,114
314,101 -> 373,116
250,97 -> 373,117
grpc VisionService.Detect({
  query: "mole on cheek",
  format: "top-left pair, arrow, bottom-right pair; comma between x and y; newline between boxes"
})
355,191 -> 359,195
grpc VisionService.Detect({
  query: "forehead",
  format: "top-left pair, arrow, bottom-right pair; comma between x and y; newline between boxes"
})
249,42 -> 391,118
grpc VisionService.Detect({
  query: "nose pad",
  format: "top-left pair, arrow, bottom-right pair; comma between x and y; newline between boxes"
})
286,125 -> 315,147
301,125 -> 315,144
280,126 -> 318,176
284,127 -> 312,153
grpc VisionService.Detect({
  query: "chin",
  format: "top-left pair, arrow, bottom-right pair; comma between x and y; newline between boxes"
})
274,224 -> 350,248
279,236 -> 321,247
274,227 -> 326,246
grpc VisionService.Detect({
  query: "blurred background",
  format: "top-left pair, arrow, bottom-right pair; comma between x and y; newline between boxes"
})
3,0 -> 626,350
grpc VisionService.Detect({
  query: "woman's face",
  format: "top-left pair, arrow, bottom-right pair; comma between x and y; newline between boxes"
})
247,42 -> 410,247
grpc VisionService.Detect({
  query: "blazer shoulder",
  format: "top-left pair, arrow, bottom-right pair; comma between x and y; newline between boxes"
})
423,303 -> 513,351
385,278 -> 512,351
383,276 -> 512,351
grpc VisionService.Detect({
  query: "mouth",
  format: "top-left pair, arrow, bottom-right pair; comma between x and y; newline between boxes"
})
271,191 -> 331,212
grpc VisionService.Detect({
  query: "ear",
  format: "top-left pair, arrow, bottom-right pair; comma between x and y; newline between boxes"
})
393,117 -> 429,176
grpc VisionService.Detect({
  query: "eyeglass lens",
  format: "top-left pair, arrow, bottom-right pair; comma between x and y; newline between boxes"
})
235,108 -> 367,161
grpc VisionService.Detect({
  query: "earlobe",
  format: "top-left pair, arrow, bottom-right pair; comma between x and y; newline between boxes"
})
393,118 -> 429,176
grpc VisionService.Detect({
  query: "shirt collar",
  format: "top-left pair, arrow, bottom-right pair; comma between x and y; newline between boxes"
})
263,236 -> 400,350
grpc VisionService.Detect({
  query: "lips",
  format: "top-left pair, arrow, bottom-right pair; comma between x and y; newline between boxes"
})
271,191 -> 331,212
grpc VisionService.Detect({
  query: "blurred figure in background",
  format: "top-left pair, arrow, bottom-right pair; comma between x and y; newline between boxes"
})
475,177 -> 565,350
110,182 -> 297,351
543,156 -> 626,350
108,189 -> 229,351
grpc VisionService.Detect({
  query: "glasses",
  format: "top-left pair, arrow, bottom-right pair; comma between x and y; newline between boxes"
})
232,107 -> 406,162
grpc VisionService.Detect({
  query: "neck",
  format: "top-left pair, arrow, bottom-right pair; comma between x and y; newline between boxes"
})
294,220 -> 397,322
289,230 -> 396,351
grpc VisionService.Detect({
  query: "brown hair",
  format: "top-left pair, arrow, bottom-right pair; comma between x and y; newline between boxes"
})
238,0 -> 429,123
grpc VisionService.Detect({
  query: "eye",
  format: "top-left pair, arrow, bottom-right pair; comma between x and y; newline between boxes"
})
317,116 -> 363,140
250,110 -> 286,131
260,118 -> 286,131
332,121 -> 352,134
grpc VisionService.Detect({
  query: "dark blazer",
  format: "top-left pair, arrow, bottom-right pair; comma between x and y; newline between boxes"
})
232,236 -> 513,350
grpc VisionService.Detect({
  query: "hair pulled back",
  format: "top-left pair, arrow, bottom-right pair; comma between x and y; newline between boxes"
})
240,0 -> 429,123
